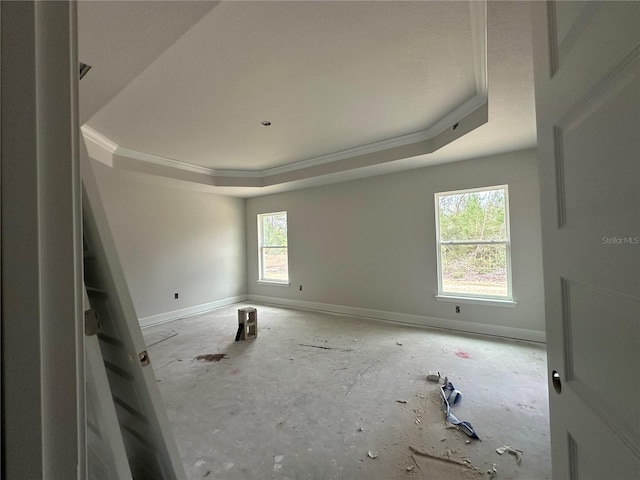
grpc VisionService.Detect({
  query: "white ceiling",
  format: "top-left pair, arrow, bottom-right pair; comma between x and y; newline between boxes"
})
79,0 -> 536,197
78,1 -> 217,124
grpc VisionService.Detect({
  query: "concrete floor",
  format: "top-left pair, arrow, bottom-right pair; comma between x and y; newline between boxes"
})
143,304 -> 551,480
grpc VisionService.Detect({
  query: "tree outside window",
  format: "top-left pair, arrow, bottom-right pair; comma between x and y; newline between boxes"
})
435,186 -> 512,299
258,212 -> 289,283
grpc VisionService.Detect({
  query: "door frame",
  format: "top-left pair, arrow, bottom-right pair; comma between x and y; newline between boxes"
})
1,2 -> 85,478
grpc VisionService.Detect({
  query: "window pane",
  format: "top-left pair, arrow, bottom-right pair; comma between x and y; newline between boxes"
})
441,244 -> 508,297
438,189 -> 506,241
262,213 -> 288,247
262,247 -> 288,281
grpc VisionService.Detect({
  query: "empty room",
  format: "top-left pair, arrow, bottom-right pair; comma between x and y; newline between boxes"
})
1,1 -> 638,480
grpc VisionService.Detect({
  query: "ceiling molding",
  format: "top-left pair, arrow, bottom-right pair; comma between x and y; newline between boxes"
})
228,0 -> 489,184
82,0 -> 489,190
81,125 -> 117,154
82,90 -> 486,184
83,99 -> 488,189
115,145 -> 216,176
213,169 -> 262,179
261,92 -> 486,179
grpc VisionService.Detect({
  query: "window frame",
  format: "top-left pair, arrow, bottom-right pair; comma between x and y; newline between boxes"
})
434,185 -> 513,302
257,211 -> 289,285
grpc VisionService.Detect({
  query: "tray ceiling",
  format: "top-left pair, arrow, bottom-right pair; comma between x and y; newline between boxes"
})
79,1 -> 536,196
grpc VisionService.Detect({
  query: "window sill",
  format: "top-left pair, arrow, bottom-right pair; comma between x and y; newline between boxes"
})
257,280 -> 290,287
435,295 -> 517,308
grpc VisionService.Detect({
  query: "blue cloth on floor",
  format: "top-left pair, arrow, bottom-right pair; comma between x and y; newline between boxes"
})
440,381 -> 480,440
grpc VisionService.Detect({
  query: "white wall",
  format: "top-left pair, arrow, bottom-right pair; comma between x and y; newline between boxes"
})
91,160 -> 247,325
246,149 -> 546,341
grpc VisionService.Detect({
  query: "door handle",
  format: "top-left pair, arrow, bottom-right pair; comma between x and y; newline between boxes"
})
552,370 -> 562,394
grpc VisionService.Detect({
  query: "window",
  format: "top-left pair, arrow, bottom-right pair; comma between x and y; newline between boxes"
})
257,212 -> 289,283
435,185 -> 512,300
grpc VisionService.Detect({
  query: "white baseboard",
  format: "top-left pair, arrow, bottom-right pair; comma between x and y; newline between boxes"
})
247,295 -> 546,343
139,295 -> 248,328
138,293 -> 546,342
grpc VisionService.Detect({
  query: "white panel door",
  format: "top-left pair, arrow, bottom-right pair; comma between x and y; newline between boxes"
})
86,328 -> 134,480
82,146 -> 186,479
532,2 -> 639,479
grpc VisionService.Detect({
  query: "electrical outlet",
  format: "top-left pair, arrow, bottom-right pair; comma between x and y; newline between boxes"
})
455,306 -> 460,314
174,293 -> 179,299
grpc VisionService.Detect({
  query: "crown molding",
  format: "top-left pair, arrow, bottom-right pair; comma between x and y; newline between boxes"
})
213,169 -> 262,179
261,93 -> 486,179
262,0 -> 489,180
82,91 -> 487,185
81,0 -> 488,190
114,146 -> 215,176
263,124 -> 436,177
88,96 -> 486,189
81,125 -> 117,153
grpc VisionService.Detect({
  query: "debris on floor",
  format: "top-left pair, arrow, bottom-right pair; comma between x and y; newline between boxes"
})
396,341 -> 403,346
272,455 -> 283,471
406,465 -> 415,472
144,306 -> 551,479
367,450 -> 378,459
298,343 -> 354,352
427,371 -> 443,382
273,455 -> 284,471
408,446 -> 478,470
414,407 -> 424,428
397,399 -> 408,404
195,353 -> 226,362
496,445 -> 523,464
440,381 -> 480,439
488,463 -> 497,478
